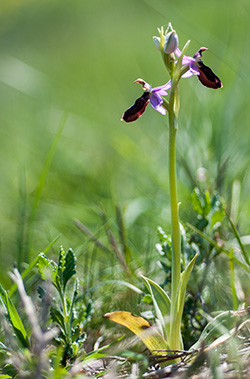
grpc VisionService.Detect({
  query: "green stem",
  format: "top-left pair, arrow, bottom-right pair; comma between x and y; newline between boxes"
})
229,249 -> 238,310
168,76 -> 181,352
58,285 -> 71,344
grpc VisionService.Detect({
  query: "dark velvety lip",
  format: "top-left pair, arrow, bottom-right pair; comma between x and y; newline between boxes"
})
197,61 -> 223,89
122,91 -> 150,123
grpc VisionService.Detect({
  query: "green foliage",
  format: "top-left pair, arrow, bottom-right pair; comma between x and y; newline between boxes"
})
37,254 -> 58,283
0,246 -> 101,377
141,275 -> 171,341
0,283 -> 29,348
38,246 -> 90,366
191,187 -> 224,231
140,253 -> 197,351
154,188 -> 227,348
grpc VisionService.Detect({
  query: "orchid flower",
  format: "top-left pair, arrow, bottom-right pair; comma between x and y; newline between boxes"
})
122,79 -> 171,123
175,47 -> 223,89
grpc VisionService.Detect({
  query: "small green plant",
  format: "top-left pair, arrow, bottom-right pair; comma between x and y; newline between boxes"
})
37,246 -> 92,366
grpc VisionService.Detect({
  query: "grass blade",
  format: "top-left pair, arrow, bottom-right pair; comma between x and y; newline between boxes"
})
0,283 -> 29,347
229,249 -> 238,310
224,208 -> 250,266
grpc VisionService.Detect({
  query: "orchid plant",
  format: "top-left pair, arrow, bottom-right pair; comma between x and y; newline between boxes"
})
106,23 -> 223,360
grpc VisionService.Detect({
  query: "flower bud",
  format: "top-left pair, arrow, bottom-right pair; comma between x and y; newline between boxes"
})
164,30 -> 178,54
153,36 -> 161,51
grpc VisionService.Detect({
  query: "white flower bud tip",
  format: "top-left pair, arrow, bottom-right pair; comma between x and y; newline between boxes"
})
164,30 -> 178,55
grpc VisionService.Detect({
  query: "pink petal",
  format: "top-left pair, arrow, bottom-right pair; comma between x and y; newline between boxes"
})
152,80 -> 171,93
150,92 -> 163,108
181,70 -> 194,78
182,56 -> 195,65
154,104 -> 167,115
175,48 -> 182,57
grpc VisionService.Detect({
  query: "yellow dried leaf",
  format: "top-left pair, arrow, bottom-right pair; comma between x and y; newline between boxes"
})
104,311 -> 168,354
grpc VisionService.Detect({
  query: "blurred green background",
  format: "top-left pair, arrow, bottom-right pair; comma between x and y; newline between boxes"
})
0,0 -> 249,280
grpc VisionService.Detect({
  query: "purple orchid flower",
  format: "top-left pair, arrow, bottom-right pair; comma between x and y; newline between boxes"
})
175,47 -> 223,89
122,79 -> 171,123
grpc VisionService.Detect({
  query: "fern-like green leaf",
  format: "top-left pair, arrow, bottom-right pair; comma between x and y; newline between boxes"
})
50,305 -> 65,330
63,249 -> 76,291
37,253 -> 57,283
57,246 -> 66,287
